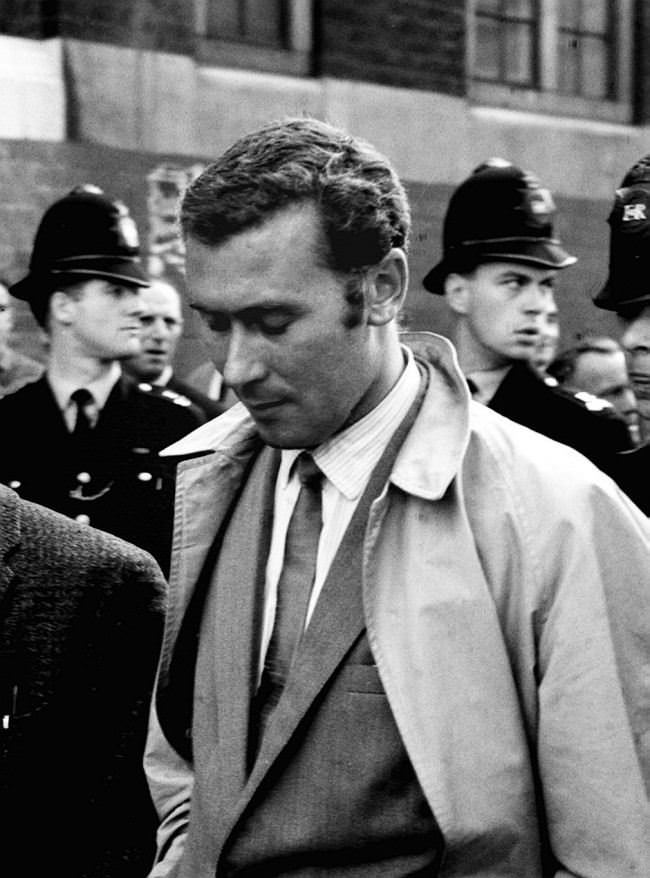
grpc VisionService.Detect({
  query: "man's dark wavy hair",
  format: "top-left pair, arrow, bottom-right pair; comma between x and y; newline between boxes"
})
180,116 -> 411,275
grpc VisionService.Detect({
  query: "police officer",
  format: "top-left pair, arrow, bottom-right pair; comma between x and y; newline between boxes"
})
593,154 -> 650,512
123,277 -> 225,419
422,158 -> 633,475
0,185 -> 205,574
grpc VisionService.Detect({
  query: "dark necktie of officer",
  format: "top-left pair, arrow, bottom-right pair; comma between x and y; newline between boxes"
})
253,452 -> 324,750
70,388 -> 94,441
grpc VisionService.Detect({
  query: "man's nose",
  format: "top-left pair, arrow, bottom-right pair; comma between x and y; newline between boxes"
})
522,286 -> 549,314
222,327 -> 266,388
150,316 -> 170,339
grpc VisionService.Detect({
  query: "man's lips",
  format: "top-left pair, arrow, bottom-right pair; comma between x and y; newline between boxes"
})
243,398 -> 285,414
513,328 -> 540,345
629,374 -> 650,398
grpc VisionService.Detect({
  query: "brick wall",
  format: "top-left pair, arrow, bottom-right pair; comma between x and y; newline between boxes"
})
318,0 -> 466,94
0,0 -> 193,52
0,0 -> 468,96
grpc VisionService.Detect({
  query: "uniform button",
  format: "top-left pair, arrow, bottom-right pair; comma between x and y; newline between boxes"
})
75,514 -> 91,525
9,480 -> 21,490
76,472 -> 91,484
137,471 -> 153,482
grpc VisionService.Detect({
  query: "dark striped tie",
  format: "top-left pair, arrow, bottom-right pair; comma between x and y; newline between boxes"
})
253,452 -> 323,746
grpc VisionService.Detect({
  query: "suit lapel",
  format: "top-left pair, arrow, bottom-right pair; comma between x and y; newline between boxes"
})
205,446 -> 279,796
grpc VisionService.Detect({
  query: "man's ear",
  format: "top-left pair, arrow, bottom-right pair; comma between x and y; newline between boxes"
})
49,290 -> 76,325
444,272 -> 471,316
366,248 -> 408,326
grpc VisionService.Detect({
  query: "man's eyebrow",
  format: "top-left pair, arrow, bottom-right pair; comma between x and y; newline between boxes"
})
190,303 -> 300,318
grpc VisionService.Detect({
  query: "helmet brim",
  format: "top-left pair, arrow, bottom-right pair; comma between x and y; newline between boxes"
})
10,259 -> 150,301
422,240 -> 577,294
593,279 -> 650,312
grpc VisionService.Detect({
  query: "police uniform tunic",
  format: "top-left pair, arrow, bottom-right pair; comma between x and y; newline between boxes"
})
486,360 -> 633,477
0,375 -> 204,575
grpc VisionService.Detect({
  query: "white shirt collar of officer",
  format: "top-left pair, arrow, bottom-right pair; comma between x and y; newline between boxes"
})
48,361 -> 121,428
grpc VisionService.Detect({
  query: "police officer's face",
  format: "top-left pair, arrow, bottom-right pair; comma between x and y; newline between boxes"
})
126,282 -> 184,380
64,279 -> 144,360
185,202 -> 405,449
572,349 -> 638,427
619,303 -> 650,436
447,261 -> 558,371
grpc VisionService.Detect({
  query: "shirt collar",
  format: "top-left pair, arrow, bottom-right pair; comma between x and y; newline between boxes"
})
279,345 -> 421,500
154,365 -> 174,386
47,361 -> 122,412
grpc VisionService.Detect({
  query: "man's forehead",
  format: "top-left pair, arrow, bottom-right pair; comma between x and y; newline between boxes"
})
477,261 -> 557,280
141,285 -> 182,315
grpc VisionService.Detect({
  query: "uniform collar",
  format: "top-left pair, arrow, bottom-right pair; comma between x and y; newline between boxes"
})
47,361 -> 122,412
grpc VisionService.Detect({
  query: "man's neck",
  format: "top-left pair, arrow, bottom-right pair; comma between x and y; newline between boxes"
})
47,350 -> 120,388
453,325 -> 510,375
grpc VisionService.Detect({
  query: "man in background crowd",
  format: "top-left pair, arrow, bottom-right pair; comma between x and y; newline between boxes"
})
529,294 -> 560,379
0,276 -> 43,397
549,334 -> 639,444
593,153 -> 650,511
0,185 -> 204,574
124,277 -> 224,420
0,483 -> 165,877
422,157 -> 633,475
144,117 -> 650,878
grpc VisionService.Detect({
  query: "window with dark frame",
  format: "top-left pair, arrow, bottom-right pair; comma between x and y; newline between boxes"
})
557,0 -> 614,100
205,0 -> 289,49
474,0 -> 539,89
471,0 -> 619,105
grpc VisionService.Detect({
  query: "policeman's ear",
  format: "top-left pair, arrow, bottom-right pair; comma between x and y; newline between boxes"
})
49,290 -> 78,325
366,248 -> 408,326
444,272 -> 472,316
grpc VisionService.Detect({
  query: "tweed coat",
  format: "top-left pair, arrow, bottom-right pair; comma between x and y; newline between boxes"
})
145,332 -> 650,878
0,485 -> 166,877
0,373 -> 204,574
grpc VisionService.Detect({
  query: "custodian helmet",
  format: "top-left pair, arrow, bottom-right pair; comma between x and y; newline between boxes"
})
10,184 -> 149,312
594,155 -> 650,312
422,158 -> 576,294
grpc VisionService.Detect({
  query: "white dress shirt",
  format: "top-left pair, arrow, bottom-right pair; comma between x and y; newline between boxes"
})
259,346 -> 421,676
48,362 -> 122,430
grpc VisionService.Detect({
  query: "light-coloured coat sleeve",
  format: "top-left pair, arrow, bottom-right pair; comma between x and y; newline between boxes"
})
144,702 -> 194,878
464,415 -> 650,875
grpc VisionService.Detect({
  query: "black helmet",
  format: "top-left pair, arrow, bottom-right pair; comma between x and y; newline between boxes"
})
593,155 -> 650,312
10,184 -> 149,304
422,158 -> 577,294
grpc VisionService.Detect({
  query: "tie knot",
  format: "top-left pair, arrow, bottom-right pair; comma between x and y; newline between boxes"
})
296,452 -> 322,488
71,388 -> 94,407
